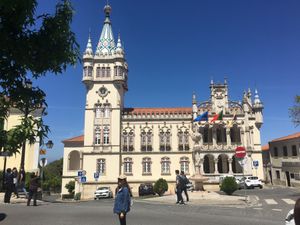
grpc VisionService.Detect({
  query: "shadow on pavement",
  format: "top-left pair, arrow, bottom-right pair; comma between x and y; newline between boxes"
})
0,213 -> 7,221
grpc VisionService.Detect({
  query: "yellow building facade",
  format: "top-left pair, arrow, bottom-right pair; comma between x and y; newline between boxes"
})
62,4 -> 265,199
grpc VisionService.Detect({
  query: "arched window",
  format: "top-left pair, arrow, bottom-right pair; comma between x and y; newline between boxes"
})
124,157 -> 133,174
216,126 -> 227,144
96,158 -> 106,175
142,157 -> 152,174
180,157 -> 189,174
230,125 -> 241,143
141,129 -> 152,152
202,127 -> 212,144
159,129 -> 171,151
161,157 -> 171,175
103,126 -> 110,144
95,105 -> 101,118
104,105 -> 110,118
122,129 -> 134,152
203,154 -> 215,174
217,154 -> 229,173
68,151 -> 80,170
94,126 -> 101,145
178,129 -> 189,151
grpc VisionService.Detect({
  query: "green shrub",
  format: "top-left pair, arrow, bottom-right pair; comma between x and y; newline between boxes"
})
154,178 -> 168,196
62,193 -> 74,199
65,180 -> 75,194
220,177 -> 238,195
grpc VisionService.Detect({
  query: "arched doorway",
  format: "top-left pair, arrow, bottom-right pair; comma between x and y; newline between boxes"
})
217,154 -> 229,173
203,154 -> 215,173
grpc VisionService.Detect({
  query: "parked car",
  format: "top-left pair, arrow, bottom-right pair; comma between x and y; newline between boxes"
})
94,187 -> 113,199
138,183 -> 155,196
239,176 -> 263,189
285,209 -> 295,225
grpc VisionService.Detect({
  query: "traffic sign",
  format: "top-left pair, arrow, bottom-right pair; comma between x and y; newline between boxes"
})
39,158 -> 47,167
253,160 -> 259,168
78,170 -> 83,177
80,176 -> 87,183
235,146 -> 246,159
94,172 -> 99,179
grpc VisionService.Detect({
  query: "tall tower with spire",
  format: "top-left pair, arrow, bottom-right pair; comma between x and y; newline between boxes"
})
82,4 -> 128,154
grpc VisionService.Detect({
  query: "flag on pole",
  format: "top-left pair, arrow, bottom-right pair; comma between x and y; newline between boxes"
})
227,112 -> 237,128
210,110 -> 223,123
193,111 -> 208,122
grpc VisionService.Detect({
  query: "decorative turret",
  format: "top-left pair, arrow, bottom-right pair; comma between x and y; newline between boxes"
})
253,89 -> 264,128
95,4 -> 116,55
192,92 -> 197,120
83,33 -> 93,58
115,33 -> 124,55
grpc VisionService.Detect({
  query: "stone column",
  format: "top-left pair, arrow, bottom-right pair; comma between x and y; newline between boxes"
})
212,127 -> 217,146
200,158 -> 204,174
226,128 -> 231,146
228,158 -> 233,174
214,158 -> 219,174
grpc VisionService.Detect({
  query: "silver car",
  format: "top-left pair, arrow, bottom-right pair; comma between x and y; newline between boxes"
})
94,187 -> 113,199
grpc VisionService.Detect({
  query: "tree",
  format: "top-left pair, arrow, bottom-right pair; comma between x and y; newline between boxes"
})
65,180 -> 75,195
289,95 -> 300,127
220,177 -> 238,195
43,158 -> 63,192
0,0 -> 80,168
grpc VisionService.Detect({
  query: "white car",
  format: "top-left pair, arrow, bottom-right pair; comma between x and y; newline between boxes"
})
285,209 -> 295,225
94,187 -> 113,199
239,176 -> 263,189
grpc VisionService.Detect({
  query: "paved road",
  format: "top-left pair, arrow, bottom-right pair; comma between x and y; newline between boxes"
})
0,186 -> 298,225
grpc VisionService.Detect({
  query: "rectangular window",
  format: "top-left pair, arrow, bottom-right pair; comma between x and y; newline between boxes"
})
106,67 -> 111,77
143,162 -> 151,174
101,67 -> 105,77
97,159 -> 106,175
276,170 -> 280,179
292,145 -> 297,157
274,147 -> 278,157
96,67 -> 101,77
291,173 -> 295,179
283,146 -> 288,157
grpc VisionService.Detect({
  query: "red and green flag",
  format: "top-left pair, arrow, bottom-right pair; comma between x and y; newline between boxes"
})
210,110 -> 223,123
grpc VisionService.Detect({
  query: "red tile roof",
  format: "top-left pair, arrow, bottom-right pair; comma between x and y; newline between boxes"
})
123,107 -> 192,115
271,132 -> 300,143
62,135 -> 84,143
262,144 -> 269,151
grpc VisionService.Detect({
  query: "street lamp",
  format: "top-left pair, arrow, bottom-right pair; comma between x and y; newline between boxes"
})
40,140 -> 53,198
46,140 -> 54,149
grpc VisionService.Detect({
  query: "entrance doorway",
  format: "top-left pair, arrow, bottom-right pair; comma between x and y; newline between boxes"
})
285,171 -> 291,187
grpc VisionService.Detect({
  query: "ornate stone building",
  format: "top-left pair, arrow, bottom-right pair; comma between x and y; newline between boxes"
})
61,4 -> 264,198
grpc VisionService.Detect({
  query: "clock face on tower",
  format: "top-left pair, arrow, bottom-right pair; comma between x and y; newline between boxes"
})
98,87 -> 108,97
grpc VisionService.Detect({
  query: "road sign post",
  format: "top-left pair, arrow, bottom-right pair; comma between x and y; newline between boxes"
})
235,146 -> 247,202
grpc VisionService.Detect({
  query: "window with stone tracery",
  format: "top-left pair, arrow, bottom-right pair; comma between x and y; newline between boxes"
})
103,126 -> 110,144
161,157 -> 171,175
94,126 -> 101,145
216,126 -> 227,144
100,67 -> 105,77
124,157 -> 133,174
105,67 -> 111,77
95,105 -> 102,118
122,129 -> 134,152
114,66 -> 123,77
96,67 -> 101,77
230,125 -> 241,143
159,129 -> 171,151
141,129 -> 152,152
96,158 -> 106,175
84,66 -> 93,77
180,157 -> 189,174
178,129 -> 189,151
142,157 -> 152,174
203,127 -> 213,144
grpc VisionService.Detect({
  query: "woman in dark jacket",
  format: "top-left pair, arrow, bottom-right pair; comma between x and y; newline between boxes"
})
113,175 -> 131,225
27,172 -> 40,206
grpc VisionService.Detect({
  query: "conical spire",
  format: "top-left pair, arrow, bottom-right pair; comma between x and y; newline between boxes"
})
96,4 -> 116,55
254,89 -> 261,104
84,32 -> 93,56
115,33 -> 124,54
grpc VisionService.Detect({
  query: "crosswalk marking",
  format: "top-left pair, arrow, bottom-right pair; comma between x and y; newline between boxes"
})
282,199 -> 295,205
272,209 -> 282,212
265,199 -> 278,205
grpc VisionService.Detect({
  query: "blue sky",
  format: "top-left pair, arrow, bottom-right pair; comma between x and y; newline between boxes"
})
35,0 -> 299,162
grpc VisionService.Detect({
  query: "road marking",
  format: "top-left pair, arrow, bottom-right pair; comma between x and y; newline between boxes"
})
272,209 -> 282,212
282,199 -> 296,205
265,199 -> 278,205
254,208 -> 263,210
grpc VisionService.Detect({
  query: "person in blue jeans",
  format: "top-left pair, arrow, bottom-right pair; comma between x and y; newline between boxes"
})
113,175 -> 131,225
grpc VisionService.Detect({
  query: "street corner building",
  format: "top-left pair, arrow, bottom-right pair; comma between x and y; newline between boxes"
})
61,4 -> 265,199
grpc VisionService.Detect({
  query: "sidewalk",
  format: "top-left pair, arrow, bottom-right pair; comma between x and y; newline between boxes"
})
136,191 -> 251,206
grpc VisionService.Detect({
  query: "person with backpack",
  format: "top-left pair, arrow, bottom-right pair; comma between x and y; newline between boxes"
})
180,171 -> 189,202
175,170 -> 184,205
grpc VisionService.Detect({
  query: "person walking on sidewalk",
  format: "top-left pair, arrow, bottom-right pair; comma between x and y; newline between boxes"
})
18,168 -> 27,197
27,172 -> 40,206
180,171 -> 189,202
4,168 -> 14,204
12,167 -> 19,198
175,170 -> 184,205
113,175 -> 131,225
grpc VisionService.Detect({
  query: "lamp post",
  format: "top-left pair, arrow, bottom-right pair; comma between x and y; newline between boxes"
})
40,140 -> 53,197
